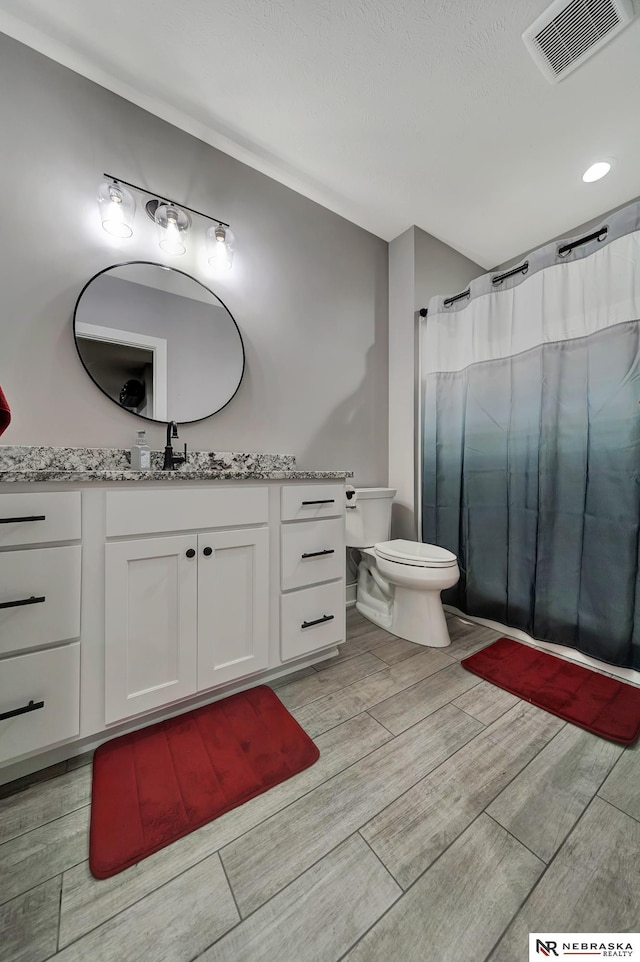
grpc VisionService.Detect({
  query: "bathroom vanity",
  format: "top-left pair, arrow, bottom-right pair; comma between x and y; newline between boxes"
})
0,447 -> 351,782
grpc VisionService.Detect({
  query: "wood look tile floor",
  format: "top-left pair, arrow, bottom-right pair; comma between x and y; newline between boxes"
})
1,611 -> 639,962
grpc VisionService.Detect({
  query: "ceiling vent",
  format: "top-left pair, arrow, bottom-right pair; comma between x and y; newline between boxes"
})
523,0 -> 637,83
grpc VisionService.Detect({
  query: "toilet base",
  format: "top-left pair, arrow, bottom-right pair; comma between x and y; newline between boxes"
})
390,584 -> 452,648
355,598 -> 392,631
355,580 -> 452,648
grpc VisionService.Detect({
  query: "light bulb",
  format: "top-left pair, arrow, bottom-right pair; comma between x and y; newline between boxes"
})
206,224 -> 234,270
155,203 -> 189,256
97,181 -> 135,237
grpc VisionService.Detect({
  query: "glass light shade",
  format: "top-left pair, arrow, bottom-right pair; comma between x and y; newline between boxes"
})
206,224 -> 235,270
155,203 -> 190,256
97,181 -> 136,238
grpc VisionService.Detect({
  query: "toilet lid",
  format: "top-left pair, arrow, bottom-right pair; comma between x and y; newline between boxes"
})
375,539 -> 458,568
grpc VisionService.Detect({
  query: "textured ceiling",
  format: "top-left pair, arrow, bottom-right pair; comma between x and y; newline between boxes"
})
1,0 -> 639,267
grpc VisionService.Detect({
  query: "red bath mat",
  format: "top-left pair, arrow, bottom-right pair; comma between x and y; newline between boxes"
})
462,638 -> 640,745
89,685 -> 319,879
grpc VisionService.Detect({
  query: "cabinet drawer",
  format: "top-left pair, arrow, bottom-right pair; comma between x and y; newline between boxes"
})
280,581 -> 345,661
281,518 -> 345,590
0,546 -> 81,656
281,484 -> 344,522
0,492 -> 81,547
106,487 -> 268,537
0,643 -> 80,764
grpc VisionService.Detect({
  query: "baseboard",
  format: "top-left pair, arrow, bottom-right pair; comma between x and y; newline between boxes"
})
346,582 -> 357,607
444,605 -> 640,688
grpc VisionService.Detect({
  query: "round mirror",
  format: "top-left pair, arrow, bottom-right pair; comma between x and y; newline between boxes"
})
73,261 -> 245,423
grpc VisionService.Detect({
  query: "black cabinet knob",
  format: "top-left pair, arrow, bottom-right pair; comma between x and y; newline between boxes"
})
186,548 -> 196,558
203,546 -> 213,556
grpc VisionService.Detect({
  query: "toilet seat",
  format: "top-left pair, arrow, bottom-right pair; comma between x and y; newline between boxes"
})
375,539 -> 457,568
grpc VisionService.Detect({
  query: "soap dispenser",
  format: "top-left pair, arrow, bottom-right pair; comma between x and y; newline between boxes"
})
131,430 -> 151,470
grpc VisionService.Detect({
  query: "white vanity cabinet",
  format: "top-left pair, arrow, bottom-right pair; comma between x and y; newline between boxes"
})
279,483 -> 346,660
0,475 -> 348,780
0,492 -> 81,764
103,487 -> 270,724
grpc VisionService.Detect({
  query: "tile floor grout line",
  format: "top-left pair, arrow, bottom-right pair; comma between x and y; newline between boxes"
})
291,657 -> 467,740
0,873 -> 65,939
0,796 -> 92,845
479,788 -> 618,961
292,690 -> 472,750
592,737 -> 633,785
483,811 -> 548,866
54,848 -> 236,955
593,792 -> 640,826
0,846 -> 90,911
356,829 -> 404,891
335,702 -> 562,869
216,849 -> 243,923
206,830 -> 390,958
477,720 -> 571,837
55,873 -> 63,955
363,710 -> 395,737
511,733 -> 632,859
450,701 -> 493,725
277,651 -> 394,712
335,809 -> 497,962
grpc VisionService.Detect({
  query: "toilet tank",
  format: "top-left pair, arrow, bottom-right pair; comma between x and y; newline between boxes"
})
345,487 -> 396,548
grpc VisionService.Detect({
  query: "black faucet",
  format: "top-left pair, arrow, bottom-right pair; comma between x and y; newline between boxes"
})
162,421 -> 188,470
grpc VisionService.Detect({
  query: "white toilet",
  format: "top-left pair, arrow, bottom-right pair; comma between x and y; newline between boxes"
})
346,487 -> 459,648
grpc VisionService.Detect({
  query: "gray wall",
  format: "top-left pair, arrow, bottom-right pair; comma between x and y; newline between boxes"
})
0,35 -> 388,482
388,226 -> 483,541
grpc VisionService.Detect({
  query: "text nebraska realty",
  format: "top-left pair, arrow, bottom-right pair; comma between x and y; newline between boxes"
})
561,943 -> 632,957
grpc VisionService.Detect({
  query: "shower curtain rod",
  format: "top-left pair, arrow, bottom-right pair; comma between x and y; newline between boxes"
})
418,224 -> 609,316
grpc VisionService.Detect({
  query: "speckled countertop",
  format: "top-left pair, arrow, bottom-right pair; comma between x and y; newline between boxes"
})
0,446 -> 353,482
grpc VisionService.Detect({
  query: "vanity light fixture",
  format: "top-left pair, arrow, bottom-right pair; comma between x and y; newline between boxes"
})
97,180 -> 136,238
97,173 -> 234,264
206,224 -> 235,270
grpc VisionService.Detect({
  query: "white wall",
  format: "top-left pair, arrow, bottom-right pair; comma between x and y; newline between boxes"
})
388,226 -> 483,540
0,35 -> 388,483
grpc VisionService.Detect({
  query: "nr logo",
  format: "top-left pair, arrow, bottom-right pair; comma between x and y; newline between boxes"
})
536,941 -> 559,957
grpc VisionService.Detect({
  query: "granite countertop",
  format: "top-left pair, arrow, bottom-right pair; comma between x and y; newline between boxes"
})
0,447 -> 353,483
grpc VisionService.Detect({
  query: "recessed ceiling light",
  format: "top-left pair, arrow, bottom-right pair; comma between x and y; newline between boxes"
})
582,161 -> 611,183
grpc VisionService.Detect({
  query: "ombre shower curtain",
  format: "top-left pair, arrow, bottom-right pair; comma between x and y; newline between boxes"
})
421,201 -> 640,670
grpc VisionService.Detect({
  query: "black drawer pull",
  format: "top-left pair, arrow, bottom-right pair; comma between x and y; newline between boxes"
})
203,547 -> 213,556
0,515 -> 46,524
301,549 -> 335,559
301,499 -> 335,505
0,595 -> 46,610
186,548 -> 196,558
0,699 -> 45,722
301,614 -> 335,629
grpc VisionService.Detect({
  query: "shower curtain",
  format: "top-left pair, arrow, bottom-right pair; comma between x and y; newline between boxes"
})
421,200 -> 640,670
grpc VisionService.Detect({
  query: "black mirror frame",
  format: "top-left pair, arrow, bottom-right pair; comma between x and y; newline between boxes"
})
72,260 -> 246,425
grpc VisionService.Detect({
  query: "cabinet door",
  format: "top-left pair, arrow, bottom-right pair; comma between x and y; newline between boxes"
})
105,536 -> 198,724
197,527 -> 269,690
